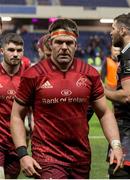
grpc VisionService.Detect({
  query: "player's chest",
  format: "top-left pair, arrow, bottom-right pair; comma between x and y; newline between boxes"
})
36,72 -> 92,99
0,75 -> 20,97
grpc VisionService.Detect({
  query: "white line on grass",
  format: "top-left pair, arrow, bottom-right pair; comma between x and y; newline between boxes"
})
89,136 -> 105,139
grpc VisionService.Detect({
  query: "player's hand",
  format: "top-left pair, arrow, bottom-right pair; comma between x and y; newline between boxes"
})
20,155 -> 42,177
109,148 -> 124,173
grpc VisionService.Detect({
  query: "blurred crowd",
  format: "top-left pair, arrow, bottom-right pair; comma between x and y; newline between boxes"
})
1,25 -> 112,68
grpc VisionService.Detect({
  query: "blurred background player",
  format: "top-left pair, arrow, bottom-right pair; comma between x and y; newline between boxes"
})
0,33 -> 26,179
37,33 -> 51,60
0,17 -> 31,68
21,55 -> 31,69
101,46 -> 120,90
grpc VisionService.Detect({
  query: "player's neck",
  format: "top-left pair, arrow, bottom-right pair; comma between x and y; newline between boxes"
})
51,58 -> 73,72
1,61 -> 20,76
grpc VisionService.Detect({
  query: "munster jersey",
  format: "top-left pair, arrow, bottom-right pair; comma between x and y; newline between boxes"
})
0,64 -> 25,150
15,58 -> 104,165
21,56 -> 31,70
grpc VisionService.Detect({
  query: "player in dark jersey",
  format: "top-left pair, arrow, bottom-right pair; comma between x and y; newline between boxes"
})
10,18 -> 123,179
105,13 -> 130,179
0,33 -> 27,178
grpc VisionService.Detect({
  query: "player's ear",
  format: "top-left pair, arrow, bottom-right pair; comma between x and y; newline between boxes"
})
75,41 -> 77,50
0,48 -> 4,55
120,26 -> 128,36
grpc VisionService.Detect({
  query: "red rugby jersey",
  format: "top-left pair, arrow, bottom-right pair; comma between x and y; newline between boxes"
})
0,64 -> 25,150
21,56 -> 31,70
16,58 -> 104,165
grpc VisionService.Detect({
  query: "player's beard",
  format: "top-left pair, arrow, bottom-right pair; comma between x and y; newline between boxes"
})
112,35 -> 124,49
5,57 -> 21,66
51,55 -> 74,72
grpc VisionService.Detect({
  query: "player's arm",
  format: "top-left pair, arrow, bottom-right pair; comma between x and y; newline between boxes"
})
105,78 -> 130,103
100,59 -> 107,82
92,96 -> 123,172
92,96 -> 120,143
10,99 -> 41,177
105,53 -> 130,103
11,99 -> 27,148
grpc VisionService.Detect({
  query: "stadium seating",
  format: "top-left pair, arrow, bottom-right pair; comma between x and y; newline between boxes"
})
37,0 -> 52,5
85,0 -> 129,7
21,31 -> 111,62
20,32 -> 42,62
0,0 -> 26,5
60,0 -> 129,7
61,0 -> 88,6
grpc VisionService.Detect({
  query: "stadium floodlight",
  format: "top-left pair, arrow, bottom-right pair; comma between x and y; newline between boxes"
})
100,18 -> 113,23
1,17 -> 12,21
49,17 -> 58,23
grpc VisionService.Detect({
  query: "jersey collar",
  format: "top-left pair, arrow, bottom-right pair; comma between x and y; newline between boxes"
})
122,43 -> 130,54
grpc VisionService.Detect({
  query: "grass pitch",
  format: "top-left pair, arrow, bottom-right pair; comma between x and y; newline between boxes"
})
89,113 -> 109,179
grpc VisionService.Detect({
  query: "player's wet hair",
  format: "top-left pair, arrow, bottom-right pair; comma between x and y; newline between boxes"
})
37,33 -> 51,51
48,18 -> 79,38
1,33 -> 24,47
114,13 -> 130,29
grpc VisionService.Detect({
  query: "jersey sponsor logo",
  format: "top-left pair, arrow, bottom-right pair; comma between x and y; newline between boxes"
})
76,77 -> 88,87
0,83 -> 3,88
0,89 -> 16,102
7,89 -> 16,95
42,97 -> 87,104
61,89 -> 72,96
41,81 -> 53,88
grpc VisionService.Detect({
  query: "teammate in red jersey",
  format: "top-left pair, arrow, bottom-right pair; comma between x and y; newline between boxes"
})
10,18 -> 123,179
21,56 -> 31,69
37,33 -> 51,60
0,33 -> 26,178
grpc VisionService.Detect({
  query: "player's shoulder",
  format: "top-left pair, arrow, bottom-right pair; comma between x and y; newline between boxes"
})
0,63 -> 3,74
0,63 -> 10,76
76,58 -> 99,76
22,60 -> 46,78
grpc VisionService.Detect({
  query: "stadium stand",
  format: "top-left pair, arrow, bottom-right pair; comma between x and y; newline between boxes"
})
60,0 -> 128,7
86,0 -> 129,7
20,32 -> 42,62
36,0 -> 52,5
60,0 -> 88,6
20,31 -> 111,63
0,0 -> 26,5
0,0 -> 129,64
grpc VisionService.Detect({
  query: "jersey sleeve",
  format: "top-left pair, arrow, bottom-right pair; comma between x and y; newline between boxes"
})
120,60 -> 130,82
15,75 -> 35,106
119,49 -> 130,80
22,56 -> 31,70
88,66 -> 104,102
